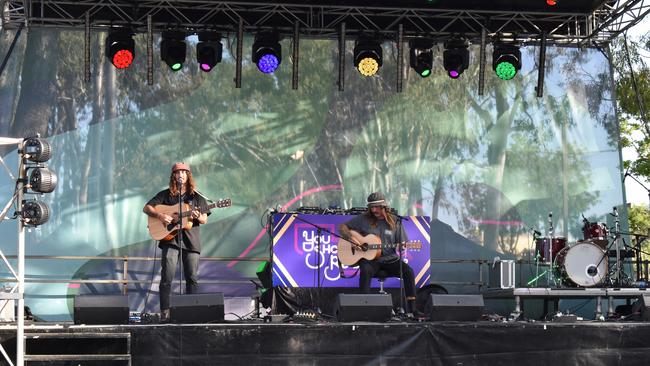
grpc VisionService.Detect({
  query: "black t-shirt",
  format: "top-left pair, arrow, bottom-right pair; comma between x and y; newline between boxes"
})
146,189 -> 211,253
344,213 -> 408,263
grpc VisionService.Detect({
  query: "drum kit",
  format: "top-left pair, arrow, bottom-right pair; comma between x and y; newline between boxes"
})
530,209 -> 647,288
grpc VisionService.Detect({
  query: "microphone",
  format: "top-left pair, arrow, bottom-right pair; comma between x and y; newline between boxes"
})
531,228 -> 542,236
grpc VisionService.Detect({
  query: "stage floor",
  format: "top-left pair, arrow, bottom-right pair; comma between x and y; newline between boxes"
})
1,319 -> 650,366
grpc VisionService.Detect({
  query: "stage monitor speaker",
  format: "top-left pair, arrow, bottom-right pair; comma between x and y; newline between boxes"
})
170,293 -> 224,323
334,294 -> 392,322
426,294 -> 484,321
73,294 -> 129,325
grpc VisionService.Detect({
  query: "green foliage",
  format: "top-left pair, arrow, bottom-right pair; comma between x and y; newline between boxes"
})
611,33 -> 650,180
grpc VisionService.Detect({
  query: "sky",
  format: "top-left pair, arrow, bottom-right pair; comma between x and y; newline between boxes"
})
621,16 -> 650,208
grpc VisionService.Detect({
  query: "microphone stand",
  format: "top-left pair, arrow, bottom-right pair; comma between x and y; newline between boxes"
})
177,178 -> 185,296
613,207 -> 622,286
386,211 -> 410,317
547,212 -> 554,286
289,214 -> 347,314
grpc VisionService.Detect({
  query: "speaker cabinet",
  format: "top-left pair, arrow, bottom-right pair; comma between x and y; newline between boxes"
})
426,294 -> 484,321
170,293 -> 224,323
334,294 -> 393,322
73,294 -> 129,325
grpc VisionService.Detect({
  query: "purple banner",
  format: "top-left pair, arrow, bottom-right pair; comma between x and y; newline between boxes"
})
271,213 -> 431,288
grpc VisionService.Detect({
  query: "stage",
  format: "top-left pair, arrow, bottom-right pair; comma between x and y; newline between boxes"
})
1,320 -> 650,365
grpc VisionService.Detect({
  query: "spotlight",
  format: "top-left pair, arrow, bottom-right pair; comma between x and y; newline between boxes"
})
252,32 -> 281,74
353,36 -> 382,77
161,31 -> 187,71
546,0 -> 557,5
29,167 -> 58,194
21,200 -> 50,226
443,38 -> 469,79
105,29 -> 135,69
493,43 -> 521,80
409,38 -> 434,78
23,137 -> 52,163
197,31 -> 222,72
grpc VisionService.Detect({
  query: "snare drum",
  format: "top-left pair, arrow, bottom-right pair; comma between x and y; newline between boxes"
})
534,237 -> 567,263
582,222 -> 609,248
554,242 -> 607,287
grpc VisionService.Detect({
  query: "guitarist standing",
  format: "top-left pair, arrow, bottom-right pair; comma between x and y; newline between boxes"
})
338,192 -> 419,316
143,162 -> 211,322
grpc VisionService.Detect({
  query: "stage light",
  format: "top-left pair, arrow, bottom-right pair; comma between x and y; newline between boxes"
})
547,0 -> 557,5
197,31 -> 222,72
21,200 -> 51,226
443,38 -> 469,79
105,29 -> 134,69
409,38 -> 434,78
23,137 -> 52,163
161,31 -> 187,71
492,43 -> 521,80
29,167 -> 58,194
354,36 -> 382,77
252,32 -> 281,74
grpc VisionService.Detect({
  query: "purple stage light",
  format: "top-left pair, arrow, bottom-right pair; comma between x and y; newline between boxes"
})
201,63 -> 212,71
449,70 -> 460,78
257,54 -> 279,73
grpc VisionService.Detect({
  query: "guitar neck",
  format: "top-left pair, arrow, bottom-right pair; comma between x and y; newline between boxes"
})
177,199 -> 230,219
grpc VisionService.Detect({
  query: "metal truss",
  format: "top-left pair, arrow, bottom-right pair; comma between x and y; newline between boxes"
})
1,0 -> 647,45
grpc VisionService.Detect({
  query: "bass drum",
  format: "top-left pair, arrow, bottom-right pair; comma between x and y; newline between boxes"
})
554,242 -> 608,287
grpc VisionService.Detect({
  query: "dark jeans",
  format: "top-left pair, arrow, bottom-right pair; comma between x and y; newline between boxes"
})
159,245 -> 200,311
358,259 -> 416,298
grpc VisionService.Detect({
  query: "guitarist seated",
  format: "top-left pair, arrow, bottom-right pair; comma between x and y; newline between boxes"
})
143,162 -> 211,322
338,192 -> 421,317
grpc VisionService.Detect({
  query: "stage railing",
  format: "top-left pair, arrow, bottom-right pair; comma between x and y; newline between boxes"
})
1,256 -> 647,293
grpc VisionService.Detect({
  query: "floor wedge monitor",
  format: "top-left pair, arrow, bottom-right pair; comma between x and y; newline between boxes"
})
426,294 -> 484,321
74,294 -> 129,325
170,293 -> 225,323
335,293 -> 393,322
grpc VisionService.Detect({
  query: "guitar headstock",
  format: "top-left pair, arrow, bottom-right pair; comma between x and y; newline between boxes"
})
215,198 -> 232,208
402,240 -> 422,251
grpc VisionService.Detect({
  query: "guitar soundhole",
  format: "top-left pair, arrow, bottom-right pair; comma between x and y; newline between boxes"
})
166,223 -> 176,231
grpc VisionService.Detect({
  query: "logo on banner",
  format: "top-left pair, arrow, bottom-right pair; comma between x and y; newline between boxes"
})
294,224 -> 344,282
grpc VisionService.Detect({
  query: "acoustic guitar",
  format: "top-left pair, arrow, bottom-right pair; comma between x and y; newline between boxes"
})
147,198 -> 231,241
337,230 -> 422,267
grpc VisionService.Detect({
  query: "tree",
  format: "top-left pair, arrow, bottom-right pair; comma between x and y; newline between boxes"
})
612,30 -> 650,179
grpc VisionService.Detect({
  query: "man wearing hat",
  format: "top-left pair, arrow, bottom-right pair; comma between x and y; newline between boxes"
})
338,192 -> 419,316
143,162 -> 211,322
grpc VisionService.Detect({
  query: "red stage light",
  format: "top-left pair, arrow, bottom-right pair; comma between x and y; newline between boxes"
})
547,0 -> 557,5
112,49 -> 134,69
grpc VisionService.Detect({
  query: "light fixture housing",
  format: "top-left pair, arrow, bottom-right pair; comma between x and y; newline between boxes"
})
492,43 -> 521,80
443,38 -> 470,79
106,29 -> 135,69
29,167 -> 58,194
161,31 -> 187,71
409,38 -> 434,78
197,31 -> 223,72
23,137 -> 52,163
252,32 -> 281,74
353,36 -> 382,77
22,200 -> 51,226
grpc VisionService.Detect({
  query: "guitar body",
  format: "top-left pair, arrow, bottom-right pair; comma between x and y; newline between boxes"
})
337,231 -> 383,267
147,203 -> 194,241
147,198 -> 231,241
337,230 -> 422,267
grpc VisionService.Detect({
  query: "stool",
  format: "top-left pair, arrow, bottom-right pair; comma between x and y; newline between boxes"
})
374,270 -> 390,295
